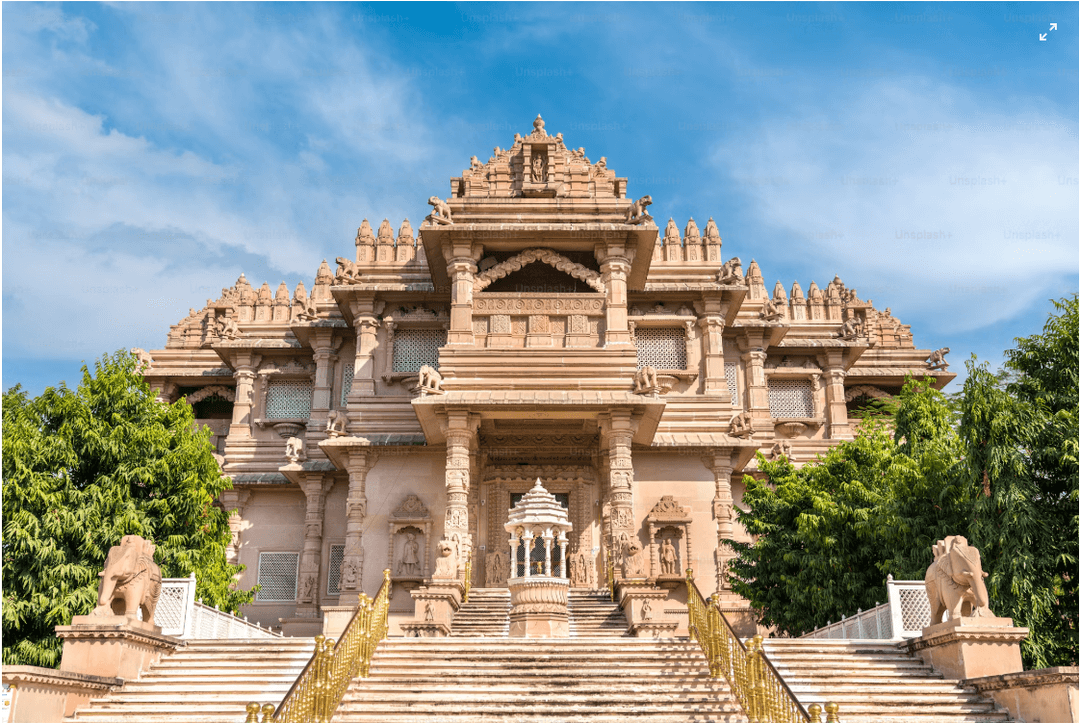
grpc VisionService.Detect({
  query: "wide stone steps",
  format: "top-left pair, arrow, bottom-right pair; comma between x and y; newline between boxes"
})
335,636 -> 744,722
567,590 -> 628,636
763,640 -> 1011,723
70,638 -> 314,723
452,588 -> 511,636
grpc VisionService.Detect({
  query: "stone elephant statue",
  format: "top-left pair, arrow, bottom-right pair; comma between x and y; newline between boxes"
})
924,535 -> 994,625
92,535 -> 163,624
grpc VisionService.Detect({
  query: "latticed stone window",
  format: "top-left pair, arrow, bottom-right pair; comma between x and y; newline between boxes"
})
256,552 -> 299,602
392,328 -> 447,372
725,362 -> 739,405
265,381 -> 313,419
340,366 -> 354,406
635,327 -> 686,370
326,544 -> 345,595
767,379 -> 815,418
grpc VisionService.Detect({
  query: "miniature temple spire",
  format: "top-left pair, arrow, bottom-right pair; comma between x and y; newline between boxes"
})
704,217 -> 722,262
746,259 -> 765,299
376,219 -> 395,263
356,219 -> 375,262
772,281 -> 788,302
663,218 -> 682,262
396,219 -> 415,263
684,218 -> 701,244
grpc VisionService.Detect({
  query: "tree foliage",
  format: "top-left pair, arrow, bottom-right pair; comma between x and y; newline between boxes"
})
729,294 -> 1077,668
2,351 -> 253,667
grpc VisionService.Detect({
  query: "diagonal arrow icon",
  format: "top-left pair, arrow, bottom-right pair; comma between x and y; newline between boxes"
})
1039,33 -> 1047,40
1050,23 -> 1058,30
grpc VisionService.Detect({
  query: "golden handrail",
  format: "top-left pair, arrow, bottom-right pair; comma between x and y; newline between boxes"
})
686,568 -> 837,723
270,569 -> 392,723
606,544 -> 616,602
463,554 -> 472,603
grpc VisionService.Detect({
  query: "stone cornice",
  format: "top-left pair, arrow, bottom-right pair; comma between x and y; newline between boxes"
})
964,666 -> 1079,691
1,665 -> 122,690
906,624 -> 1029,653
54,624 -> 183,651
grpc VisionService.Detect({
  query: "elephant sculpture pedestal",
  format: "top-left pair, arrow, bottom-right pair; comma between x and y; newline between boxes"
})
906,616 -> 1029,682
56,616 -> 180,681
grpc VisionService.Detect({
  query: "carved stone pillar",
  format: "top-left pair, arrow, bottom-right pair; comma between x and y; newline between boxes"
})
229,355 -> 259,439
446,247 -> 480,346
307,330 -> 340,442
742,348 -> 770,418
151,381 -> 180,405
219,489 -> 250,567
350,316 -> 380,398
823,352 -> 851,439
444,411 -> 479,577
296,473 -> 330,618
705,449 -> 736,593
340,448 -> 376,605
698,315 -> 726,395
596,246 -> 633,347
602,411 -> 636,579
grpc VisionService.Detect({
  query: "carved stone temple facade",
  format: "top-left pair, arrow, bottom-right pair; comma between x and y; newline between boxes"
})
139,116 -> 954,636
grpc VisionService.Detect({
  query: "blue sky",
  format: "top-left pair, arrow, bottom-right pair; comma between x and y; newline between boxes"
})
4,1 -> 1077,395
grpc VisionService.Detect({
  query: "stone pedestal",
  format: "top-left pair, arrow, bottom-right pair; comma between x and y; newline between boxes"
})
2,666 -> 121,723
508,578 -> 569,638
400,582 -> 463,637
320,606 -> 355,641
618,585 -> 675,638
906,617 -> 1028,682
55,616 -> 180,682
965,666 -> 1079,723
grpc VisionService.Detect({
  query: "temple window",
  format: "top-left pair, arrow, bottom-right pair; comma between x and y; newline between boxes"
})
264,381 -> 313,419
725,362 -> 740,405
767,379 -> 815,418
340,366 -> 354,405
392,328 -> 447,372
255,551 -> 299,602
325,544 -> 345,595
635,327 -> 687,370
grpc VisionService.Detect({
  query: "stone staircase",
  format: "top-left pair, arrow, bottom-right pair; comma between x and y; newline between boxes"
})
335,636 -> 744,722
70,638 -> 314,722
763,640 -> 1011,722
567,589 -> 628,636
451,588 -> 511,636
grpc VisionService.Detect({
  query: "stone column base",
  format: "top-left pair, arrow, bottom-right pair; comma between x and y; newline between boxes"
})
508,578 -> 569,639
397,582 -> 463,637
2,666 -> 121,723
618,585 -> 675,638
509,611 -> 568,638
55,616 -> 180,681
906,617 -> 1029,681
965,666 -> 1079,723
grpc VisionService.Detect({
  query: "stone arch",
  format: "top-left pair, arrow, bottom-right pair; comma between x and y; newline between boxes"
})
473,248 -> 605,294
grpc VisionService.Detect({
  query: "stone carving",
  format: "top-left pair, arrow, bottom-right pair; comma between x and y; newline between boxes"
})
531,154 -> 547,182
622,541 -> 648,579
469,155 -> 482,171
186,385 -> 236,404
342,559 -> 359,590
531,114 -> 547,138
925,535 -> 994,624
217,314 -> 241,339
486,550 -> 507,587
432,539 -> 458,580
392,495 -> 429,518
729,410 -> 754,438
568,549 -> 588,587
92,535 -> 162,623
840,315 -> 865,340
334,256 -> 361,284
641,599 -> 653,620
295,297 -> 319,322
660,538 -> 678,576
130,348 -> 153,370
300,575 -> 316,603
770,440 -> 793,460
634,365 -> 660,394
414,365 -> 444,395
624,195 -> 653,225
424,602 -> 435,622
761,298 -> 783,322
927,347 -> 951,371
718,257 -> 744,284
473,248 -> 606,294
426,196 -> 453,225
326,410 -> 349,438
285,436 -> 306,464
398,533 -> 421,577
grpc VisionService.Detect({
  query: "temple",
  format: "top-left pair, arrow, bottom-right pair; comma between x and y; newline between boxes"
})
138,115 -> 954,637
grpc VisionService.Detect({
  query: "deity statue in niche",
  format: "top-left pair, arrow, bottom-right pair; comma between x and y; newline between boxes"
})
398,532 -> 420,577
661,538 -> 678,576
531,153 -> 547,182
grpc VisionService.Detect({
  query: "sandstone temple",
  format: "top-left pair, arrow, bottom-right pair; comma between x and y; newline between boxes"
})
139,114 -> 955,638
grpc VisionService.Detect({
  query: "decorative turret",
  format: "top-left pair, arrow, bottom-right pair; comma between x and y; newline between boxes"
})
664,219 -> 682,262
746,260 -> 766,299
355,219 -> 375,262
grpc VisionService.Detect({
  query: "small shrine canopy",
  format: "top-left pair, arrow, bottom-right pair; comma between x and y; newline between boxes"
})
505,479 -> 572,580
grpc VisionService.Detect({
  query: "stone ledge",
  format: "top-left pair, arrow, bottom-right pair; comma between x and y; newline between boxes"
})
2,666 -> 122,690
906,617 -> 1029,652
965,666 -> 1079,691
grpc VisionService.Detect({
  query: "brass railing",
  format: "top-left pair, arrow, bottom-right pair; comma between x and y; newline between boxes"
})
463,554 -> 472,603
606,545 -> 616,602
251,569 -> 392,723
686,568 -> 839,723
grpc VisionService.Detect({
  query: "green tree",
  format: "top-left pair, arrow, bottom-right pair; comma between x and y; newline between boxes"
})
958,294 -> 1078,669
2,350 -> 253,667
728,380 -> 965,636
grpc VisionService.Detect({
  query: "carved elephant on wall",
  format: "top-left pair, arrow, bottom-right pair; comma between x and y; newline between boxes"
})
924,535 -> 994,625
92,535 -> 163,624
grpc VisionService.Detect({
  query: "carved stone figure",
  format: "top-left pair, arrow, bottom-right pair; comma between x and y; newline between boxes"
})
469,155 -> 482,170
432,539 -> 458,580
486,550 -> 507,587
335,256 -> 361,283
624,195 -> 653,224
660,538 -> 678,576
531,154 -> 547,182
770,440 -> 793,460
634,365 -> 660,394
217,315 -> 241,339
622,541 -> 647,579
718,257 -> 744,284
426,196 -> 453,225
927,347 -> 951,371
295,297 -> 319,322
300,575 -> 316,603
532,114 -> 547,138
130,348 -> 153,370
641,599 -> 653,620
424,602 -> 435,622
840,315 -> 864,340
729,410 -> 754,438
326,409 -> 349,438
92,535 -> 163,624
285,436 -> 306,464
761,298 -> 783,322
398,533 -> 420,577
342,560 -> 358,590
925,535 -> 994,625
416,365 -> 443,394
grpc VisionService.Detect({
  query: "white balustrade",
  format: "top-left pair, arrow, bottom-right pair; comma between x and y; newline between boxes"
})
156,574 -> 281,639
800,576 -> 932,640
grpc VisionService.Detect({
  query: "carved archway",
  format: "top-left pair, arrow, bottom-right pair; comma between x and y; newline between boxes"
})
473,248 -> 606,294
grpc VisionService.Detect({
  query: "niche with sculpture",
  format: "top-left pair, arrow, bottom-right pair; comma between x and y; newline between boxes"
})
645,495 -> 693,588
387,495 -> 431,588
